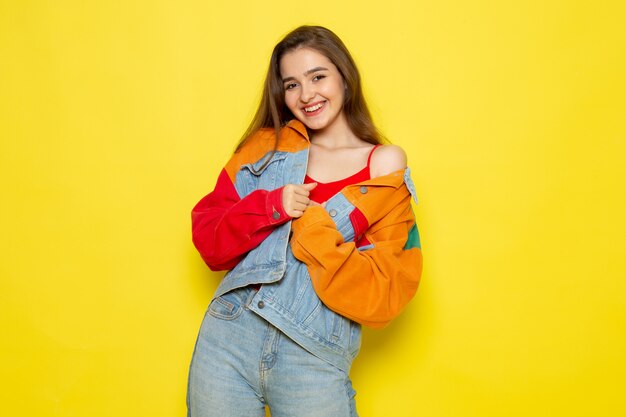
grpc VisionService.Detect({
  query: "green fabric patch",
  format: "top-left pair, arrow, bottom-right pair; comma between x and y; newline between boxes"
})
404,224 -> 421,250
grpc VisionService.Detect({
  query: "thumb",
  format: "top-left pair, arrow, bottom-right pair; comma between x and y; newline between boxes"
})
302,182 -> 318,191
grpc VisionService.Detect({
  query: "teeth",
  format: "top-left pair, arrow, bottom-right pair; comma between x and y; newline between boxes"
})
304,103 -> 323,112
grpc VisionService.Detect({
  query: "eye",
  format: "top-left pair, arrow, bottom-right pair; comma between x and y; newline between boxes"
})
284,82 -> 298,90
312,74 -> 326,82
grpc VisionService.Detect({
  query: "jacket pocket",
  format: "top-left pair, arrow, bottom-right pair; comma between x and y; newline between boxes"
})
208,292 -> 243,320
236,151 -> 288,196
241,151 -> 287,176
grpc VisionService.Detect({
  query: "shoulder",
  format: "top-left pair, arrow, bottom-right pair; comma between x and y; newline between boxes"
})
225,129 -> 275,177
238,128 -> 275,150
370,144 -> 407,178
240,124 -> 307,154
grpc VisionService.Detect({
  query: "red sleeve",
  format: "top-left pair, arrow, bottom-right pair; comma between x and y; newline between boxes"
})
191,168 -> 290,271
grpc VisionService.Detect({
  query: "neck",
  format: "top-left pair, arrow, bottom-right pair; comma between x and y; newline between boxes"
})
309,113 -> 359,148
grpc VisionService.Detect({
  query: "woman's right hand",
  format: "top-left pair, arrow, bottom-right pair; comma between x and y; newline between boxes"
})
282,183 -> 318,218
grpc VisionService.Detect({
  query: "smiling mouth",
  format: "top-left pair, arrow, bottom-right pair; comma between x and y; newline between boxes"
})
303,101 -> 325,114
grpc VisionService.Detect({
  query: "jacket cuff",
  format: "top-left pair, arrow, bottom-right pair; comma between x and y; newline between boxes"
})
266,186 -> 290,224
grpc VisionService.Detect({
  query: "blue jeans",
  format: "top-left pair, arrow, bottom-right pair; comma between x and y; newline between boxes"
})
187,287 -> 359,417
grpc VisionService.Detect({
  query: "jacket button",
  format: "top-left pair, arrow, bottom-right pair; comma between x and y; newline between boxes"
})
257,301 -> 265,309
328,209 -> 337,217
360,186 -> 368,194
272,211 -> 280,220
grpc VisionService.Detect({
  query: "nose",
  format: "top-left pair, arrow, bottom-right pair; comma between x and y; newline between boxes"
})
299,83 -> 315,103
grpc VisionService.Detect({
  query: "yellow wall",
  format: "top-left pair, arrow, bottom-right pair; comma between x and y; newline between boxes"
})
1,1 -> 625,416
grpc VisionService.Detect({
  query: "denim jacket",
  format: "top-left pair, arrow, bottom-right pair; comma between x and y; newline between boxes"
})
192,120 -> 422,372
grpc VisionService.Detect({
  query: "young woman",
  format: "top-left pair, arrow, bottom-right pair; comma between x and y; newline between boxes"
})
188,25 -> 422,417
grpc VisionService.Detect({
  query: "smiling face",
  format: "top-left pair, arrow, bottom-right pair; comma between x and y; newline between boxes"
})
279,47 -> 347,133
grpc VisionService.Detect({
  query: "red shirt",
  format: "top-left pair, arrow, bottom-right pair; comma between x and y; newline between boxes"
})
304,145 -> 379,203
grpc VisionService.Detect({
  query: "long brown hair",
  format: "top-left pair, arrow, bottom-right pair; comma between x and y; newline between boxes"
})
237,25 -> 383,154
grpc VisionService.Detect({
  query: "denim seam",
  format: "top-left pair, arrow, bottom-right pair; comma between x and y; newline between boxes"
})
261,298 -> 351,358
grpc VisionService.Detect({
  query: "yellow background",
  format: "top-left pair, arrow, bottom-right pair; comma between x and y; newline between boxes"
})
1,1 -> 625,416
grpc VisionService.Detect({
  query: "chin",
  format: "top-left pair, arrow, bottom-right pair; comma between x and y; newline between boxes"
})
297,116 -> 329,131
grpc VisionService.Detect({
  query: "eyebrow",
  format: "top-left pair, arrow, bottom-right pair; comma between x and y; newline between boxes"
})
282,66 -> 329,83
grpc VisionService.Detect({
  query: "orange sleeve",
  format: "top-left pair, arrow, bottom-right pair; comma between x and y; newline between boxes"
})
289,199 -> 422,328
